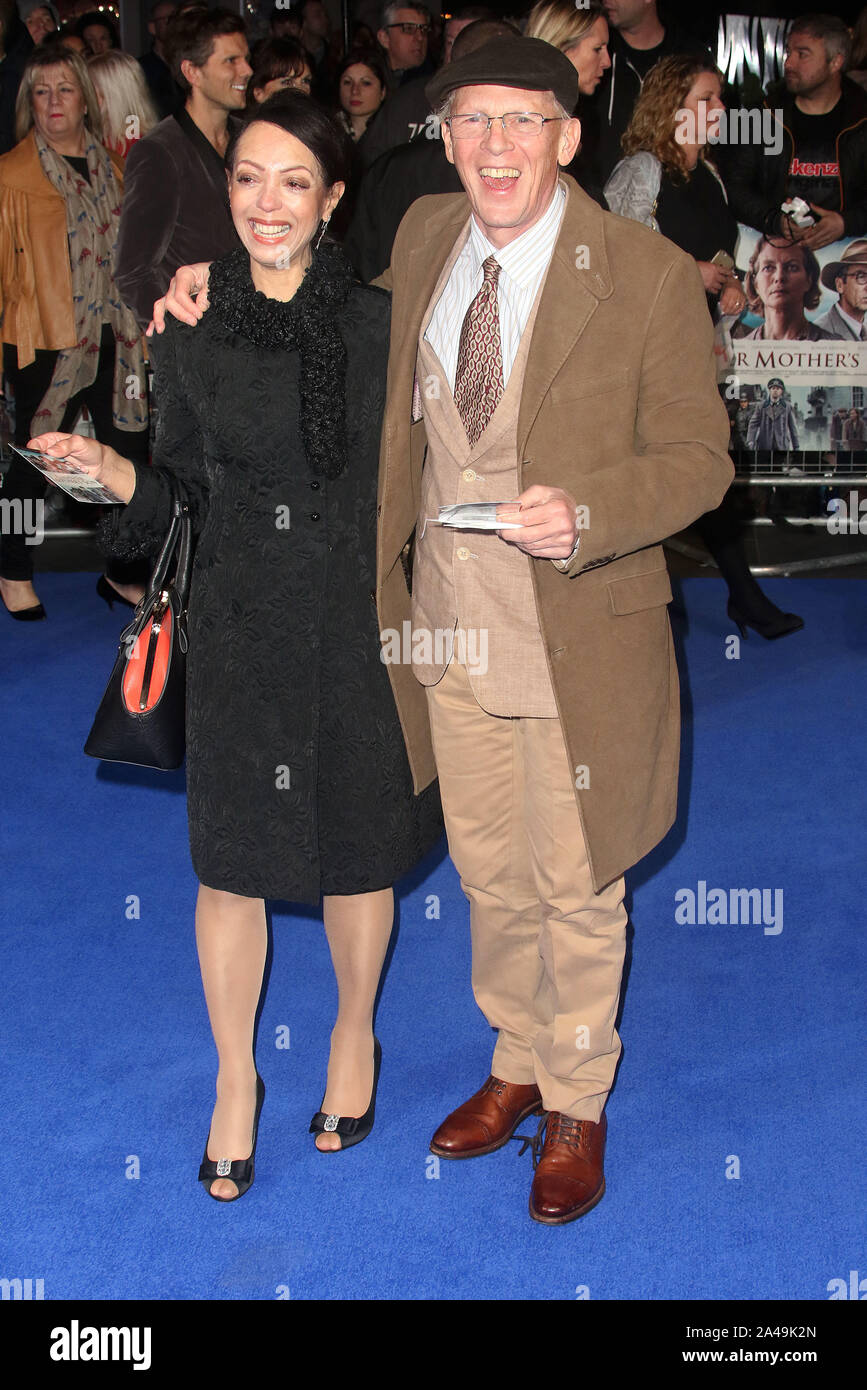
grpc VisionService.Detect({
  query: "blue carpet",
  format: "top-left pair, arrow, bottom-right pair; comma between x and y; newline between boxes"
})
1,573 -> 864,1300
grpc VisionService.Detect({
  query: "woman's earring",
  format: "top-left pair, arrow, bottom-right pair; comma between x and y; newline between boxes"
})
314,218 -> 329,251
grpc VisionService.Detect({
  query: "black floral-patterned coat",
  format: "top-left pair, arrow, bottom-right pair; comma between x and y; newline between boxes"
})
110,251 -> 442,903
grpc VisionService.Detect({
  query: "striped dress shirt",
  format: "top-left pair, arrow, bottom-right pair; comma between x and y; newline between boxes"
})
425,183 -> 567,390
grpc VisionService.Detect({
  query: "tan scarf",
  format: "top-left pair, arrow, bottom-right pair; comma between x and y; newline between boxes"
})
32,133 -> 147,435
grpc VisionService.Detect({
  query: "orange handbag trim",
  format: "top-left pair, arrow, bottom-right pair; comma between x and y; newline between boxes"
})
122,598 -> 173,714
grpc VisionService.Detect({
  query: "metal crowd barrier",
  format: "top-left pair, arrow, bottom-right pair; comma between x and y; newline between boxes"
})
665,451 -> 867,577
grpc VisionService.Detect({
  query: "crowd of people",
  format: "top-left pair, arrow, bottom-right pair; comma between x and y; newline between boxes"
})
2,2 -> 865,628
0,2 -> 864,1221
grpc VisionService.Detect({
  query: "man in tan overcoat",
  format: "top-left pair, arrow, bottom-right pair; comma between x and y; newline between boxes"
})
373,35 -> 733,1223
152,35 -> 733,1224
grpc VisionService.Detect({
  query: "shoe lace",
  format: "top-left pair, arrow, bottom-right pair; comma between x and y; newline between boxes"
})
515,1111 -> 548,1169
515,1112 -> 586,1169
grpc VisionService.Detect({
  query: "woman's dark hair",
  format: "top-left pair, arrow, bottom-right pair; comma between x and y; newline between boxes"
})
248,36 -> 309,104
75,10 -> 120,48
226,91 -> 350,188
335,46 -> 388,93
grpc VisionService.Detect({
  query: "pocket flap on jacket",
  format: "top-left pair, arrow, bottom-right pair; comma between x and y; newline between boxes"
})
550,368 -> 630,405
607,567 -> 673,615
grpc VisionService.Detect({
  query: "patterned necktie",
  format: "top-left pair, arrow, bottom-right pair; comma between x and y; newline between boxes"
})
454,255 -> 505,447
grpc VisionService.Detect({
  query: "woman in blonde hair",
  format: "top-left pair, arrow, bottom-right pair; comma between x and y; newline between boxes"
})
604,54 -> 803,641
87,48 -> 158,161
526,0 -> 610,96
0,40 -> 148,619
526,0 -> 610,202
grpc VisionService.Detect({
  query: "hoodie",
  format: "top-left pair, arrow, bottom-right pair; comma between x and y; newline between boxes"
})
589,22 -> 711,188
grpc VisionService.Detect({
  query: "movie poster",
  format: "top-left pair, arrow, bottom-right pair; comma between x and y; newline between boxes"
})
720,228 -> 867,459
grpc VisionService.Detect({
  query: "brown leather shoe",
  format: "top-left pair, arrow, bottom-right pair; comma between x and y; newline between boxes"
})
430,1076 -> 543,1159
528,1111 -> 607,1224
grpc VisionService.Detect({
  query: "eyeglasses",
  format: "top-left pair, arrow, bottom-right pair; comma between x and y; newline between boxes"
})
445,112 -> 566,139
386,22 -> 430,34
844,269 -> 867,284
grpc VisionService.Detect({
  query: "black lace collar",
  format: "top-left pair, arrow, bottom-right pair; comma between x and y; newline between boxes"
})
207,243 -> 356,477
208,242 -> 355,348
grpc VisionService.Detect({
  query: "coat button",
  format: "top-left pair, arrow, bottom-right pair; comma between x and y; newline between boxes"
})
310,480 -> 320,490
310,511 -> 320,521
456,546 -> 470,560
462,468 -> 476,482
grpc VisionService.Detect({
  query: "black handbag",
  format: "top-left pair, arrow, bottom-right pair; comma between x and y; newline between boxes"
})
84,480 -> 193,769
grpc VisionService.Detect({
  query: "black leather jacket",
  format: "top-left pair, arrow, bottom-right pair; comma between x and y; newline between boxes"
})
724,79 -> 867,237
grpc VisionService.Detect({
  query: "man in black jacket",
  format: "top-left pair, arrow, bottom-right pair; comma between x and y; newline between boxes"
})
116,7 -> 250,328
139,0 -> 181,120
344,17 -> 514,282
589,0 -> 708,185
725,13 -> 867,247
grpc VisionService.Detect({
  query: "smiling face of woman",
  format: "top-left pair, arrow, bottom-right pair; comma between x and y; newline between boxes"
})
228,121 -> 344,297
339,63 -> 385,119
30,63 -> 87,153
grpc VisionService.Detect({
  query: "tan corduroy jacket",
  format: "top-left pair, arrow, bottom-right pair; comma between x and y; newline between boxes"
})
0,131 -> 124,368
374,174 -> 734,891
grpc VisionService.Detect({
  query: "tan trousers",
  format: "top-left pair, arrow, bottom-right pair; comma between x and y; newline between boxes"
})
425,657 -> 628,1122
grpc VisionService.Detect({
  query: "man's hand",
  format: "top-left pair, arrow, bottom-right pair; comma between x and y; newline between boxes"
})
793,205 -> 846,250
147,261 -> 214,335
496,485 -> 582,559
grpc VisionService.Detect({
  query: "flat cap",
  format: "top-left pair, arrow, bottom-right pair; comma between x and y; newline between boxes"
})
425,36 -> 579,114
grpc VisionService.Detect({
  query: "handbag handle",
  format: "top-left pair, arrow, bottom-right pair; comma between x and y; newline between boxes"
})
142,472 -> 192,603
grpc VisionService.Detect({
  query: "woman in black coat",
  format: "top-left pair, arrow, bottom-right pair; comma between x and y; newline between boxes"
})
30,94 -> 443,1200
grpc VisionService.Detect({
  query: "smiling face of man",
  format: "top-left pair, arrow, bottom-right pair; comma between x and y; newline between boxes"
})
441,83 -> 581,250
185,32 -> 252,112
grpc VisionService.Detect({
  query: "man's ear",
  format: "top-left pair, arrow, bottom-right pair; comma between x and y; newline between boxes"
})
558,116 -> 581,166
376,28 -> 389,52
180,58 -> 199,91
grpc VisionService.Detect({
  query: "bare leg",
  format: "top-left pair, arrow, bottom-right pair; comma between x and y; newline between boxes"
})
103,575 -> 146,606
315,887 -> 394,1151
196,884 -> 267,1198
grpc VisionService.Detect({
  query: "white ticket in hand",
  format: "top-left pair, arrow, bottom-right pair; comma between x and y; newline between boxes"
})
432,502 -> 523,530
9,445 -> 125,504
